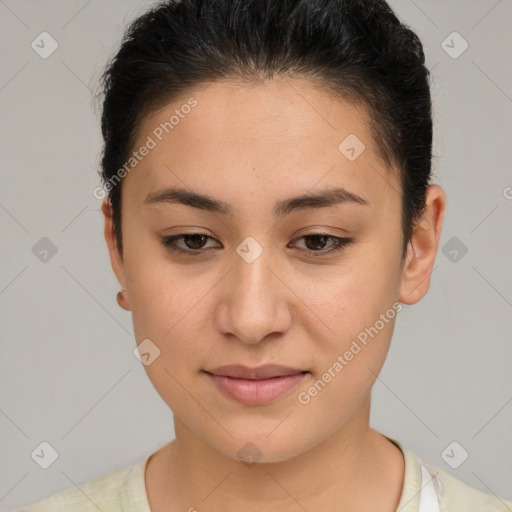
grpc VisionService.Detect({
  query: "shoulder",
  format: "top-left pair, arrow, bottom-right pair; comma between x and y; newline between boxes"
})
386,435 -> 512,512
15,455 -> 150,512
423,460 -> 512,512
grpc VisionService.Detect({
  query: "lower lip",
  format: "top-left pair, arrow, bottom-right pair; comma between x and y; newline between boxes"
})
206,372 -> 307,406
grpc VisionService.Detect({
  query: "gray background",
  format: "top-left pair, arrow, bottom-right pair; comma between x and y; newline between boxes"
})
1,0 -> 511,510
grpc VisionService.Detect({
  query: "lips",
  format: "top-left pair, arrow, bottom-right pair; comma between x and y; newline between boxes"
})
206,364 -> 306,380
204,364 -> 308,405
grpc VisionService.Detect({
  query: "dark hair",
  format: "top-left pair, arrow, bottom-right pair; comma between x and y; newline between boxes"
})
97,0 -> 433,260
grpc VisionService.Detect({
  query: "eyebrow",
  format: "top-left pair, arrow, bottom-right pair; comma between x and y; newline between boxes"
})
144,186 -> 369,218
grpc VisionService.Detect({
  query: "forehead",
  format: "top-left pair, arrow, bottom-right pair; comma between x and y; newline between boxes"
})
137,77 -> 373,147
124,78 -> 400,213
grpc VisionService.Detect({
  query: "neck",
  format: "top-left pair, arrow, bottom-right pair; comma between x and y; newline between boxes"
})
146,397 -> 404,511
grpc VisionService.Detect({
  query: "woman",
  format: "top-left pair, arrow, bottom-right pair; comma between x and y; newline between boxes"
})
18,0 -> 511,510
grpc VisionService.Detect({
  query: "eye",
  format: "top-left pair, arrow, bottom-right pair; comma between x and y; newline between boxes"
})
161,232 -> 353,257
161,232 -> 220,256
290,233 -> 354,255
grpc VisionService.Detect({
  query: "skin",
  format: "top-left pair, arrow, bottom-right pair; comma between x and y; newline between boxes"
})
101,77 -> 445,511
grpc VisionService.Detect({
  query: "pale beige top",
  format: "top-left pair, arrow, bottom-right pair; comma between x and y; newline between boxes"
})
17,436 -> 512,511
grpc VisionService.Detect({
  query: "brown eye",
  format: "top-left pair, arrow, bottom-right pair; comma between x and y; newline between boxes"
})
303,234 -> 330,251
292,233 -> 354,255
161,233 -> 220,256
181,234 -> 208,249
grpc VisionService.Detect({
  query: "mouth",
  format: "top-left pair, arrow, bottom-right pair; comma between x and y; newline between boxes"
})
203,364 -> 309,406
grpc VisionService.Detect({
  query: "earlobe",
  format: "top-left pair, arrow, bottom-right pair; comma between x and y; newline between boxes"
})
116,288 -> 131,311
101,197 -> 132,311
399,185 -> 446,305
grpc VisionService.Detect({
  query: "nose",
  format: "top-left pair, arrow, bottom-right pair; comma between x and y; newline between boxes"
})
215,246 -> 292,345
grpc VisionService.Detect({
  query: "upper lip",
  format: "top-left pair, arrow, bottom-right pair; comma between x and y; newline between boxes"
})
205,364 -> 306,380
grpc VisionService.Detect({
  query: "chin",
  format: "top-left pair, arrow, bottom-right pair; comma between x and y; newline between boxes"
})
202,424 -> 316,465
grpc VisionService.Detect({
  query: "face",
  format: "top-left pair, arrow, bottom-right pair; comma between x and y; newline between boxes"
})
103,78 -> 442,463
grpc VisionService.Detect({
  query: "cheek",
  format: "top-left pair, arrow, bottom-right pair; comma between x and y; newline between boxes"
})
296,250 -> 401,398
295,275 -> 399,430
303,255 -> 399,342
129,267 -> 208,350
127,262 -> 208,412
126,253 -> 223,394
124,228 -> 202,332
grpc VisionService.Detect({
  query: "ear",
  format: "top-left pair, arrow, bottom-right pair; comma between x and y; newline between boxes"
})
101,197 -> 132,311
399,184 -> 446,305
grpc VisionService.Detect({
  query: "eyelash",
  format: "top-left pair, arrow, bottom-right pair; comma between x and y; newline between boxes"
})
160,232 -> 354,257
